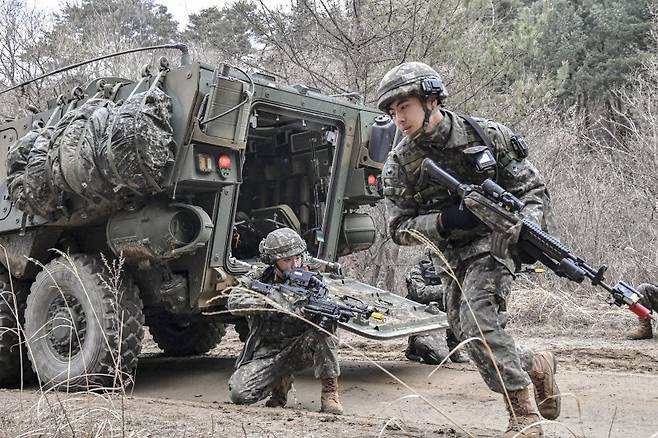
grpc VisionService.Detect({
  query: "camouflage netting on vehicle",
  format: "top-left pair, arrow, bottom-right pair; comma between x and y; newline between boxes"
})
6,127 -> 40,212
97,86 -> 175,194
23,127 -> 57,217
4,84 -> 176,219
50,98 -> 116,204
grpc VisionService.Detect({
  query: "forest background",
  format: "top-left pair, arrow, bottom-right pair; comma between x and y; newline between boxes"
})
0,0 -> 656,331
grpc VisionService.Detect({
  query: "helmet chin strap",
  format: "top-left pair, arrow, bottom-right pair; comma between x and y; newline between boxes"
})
409,100 -> 440,141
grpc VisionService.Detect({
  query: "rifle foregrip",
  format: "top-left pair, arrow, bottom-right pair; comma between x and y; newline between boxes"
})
521,219 -> 573,260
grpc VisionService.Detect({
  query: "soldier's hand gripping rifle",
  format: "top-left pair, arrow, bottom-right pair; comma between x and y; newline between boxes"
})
250,268 -> 385,331
419,158 -> 652,320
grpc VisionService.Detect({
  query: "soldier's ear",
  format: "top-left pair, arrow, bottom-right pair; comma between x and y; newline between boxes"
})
425,96 -> 438,110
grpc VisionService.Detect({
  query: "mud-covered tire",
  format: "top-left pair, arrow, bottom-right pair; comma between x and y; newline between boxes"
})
147,313 -> 226,357
25,254 -> 145,390
0,269 -> 33,387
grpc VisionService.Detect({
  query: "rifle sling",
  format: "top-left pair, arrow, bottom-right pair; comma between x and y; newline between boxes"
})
460,114 -> 496,158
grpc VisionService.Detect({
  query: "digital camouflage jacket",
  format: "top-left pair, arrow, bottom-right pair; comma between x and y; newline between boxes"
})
228,265 -> 309,368
383,109 -> 552,269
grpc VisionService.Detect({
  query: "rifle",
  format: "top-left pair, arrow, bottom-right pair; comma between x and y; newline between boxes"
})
420,263 -> 541,286
419,158 -> 652,320
250,268 -> 385,330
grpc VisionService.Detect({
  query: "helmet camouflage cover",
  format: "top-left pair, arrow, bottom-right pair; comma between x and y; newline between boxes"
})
259,227 -> 307,264
376,62 -> 448,112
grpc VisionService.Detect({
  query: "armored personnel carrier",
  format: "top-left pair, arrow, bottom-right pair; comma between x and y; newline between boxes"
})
0,46 -> 446,390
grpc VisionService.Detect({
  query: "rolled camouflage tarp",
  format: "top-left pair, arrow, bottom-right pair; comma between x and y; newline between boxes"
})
50,98 -> 115,203
6,127 -> 40,212
5,81 -> 176,220
97,83 -> 175,195
22,126 -> 58,217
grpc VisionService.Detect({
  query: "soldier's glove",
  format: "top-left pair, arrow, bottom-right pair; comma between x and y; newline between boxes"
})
438,205 -> 481,232
490,222 -> 522,260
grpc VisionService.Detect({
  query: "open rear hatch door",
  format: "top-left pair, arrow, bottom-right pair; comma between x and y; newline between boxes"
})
324,276 -> 448,340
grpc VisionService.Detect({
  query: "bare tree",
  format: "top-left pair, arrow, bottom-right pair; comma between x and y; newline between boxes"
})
0,0 -> 50,116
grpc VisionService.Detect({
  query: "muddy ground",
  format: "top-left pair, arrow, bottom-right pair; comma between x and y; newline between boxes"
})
1,326 -> 656,437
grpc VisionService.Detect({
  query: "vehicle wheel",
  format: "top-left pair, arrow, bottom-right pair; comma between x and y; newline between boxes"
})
147,313 -> 226,357
0,268 -> 33,387
25,254 -> 144,390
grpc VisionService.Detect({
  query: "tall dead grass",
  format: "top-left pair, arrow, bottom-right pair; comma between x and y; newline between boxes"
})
0,251 -> 146,436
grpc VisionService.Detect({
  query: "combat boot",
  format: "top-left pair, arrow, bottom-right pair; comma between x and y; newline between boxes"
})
502,386 -> 543,438
528,351 -> 560,420
409,333 -> 448,365
265,374 -> 293,408
627,318 -> 653,340
320,377 -> 343,415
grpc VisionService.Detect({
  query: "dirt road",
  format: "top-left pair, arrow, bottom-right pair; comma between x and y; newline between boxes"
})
2,330 -> 657,437
132,333 -> 658,438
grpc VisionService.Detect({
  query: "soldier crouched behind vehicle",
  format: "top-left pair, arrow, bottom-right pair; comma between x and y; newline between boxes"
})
227,227 -> 343,415
405,256 -> 469,364
627,283 -> 658,340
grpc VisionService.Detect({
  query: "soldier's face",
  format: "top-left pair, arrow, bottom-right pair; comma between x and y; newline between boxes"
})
389,97 -> 425,136
275,254 -> 303,274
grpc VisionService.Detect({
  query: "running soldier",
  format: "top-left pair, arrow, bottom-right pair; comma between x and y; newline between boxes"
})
378,62 -> 560,437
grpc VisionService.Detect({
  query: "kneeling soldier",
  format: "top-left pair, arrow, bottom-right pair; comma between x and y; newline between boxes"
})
405,256 -> 470,364
228,227 -> 343,414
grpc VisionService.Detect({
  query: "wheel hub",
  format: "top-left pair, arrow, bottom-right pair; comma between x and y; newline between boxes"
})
47,295 -> 87,359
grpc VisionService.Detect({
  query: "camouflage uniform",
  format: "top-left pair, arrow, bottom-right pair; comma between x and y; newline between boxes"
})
638,283 -> 658,312
227,240 -> 340,406
405,260 -> 466,363
379,64 -> 551,394
383,108 -> 543,392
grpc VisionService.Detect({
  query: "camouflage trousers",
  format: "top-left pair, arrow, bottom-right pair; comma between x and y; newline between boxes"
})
228,329 -> 339,405
638,283 -> 658,313
443,254 -> 534,393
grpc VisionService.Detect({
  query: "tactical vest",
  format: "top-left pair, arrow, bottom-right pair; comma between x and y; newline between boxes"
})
382,110 -> 556,234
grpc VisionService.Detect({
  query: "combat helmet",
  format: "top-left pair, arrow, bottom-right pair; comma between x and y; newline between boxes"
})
259,227 -> 307,264
376,62 -> 448,112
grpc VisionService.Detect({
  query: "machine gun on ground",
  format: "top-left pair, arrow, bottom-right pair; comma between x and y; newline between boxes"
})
250,268 -> 385,331
420,158 -> 651,320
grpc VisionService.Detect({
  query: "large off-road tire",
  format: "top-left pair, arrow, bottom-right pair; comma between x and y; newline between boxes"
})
25,254 -> 145,390
147,313 -> 226,357
0,269 -> 33,387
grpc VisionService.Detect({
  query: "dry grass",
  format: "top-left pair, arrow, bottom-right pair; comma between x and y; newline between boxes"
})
0,250 -> 145,436
0,246 -> 587,437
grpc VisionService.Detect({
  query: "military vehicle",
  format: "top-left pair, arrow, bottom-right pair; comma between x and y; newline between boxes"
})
0,45 -> 446,390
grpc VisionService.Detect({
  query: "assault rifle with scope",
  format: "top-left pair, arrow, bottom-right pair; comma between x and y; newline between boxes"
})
250,268 -> 385,330
419,158 -> 651,320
